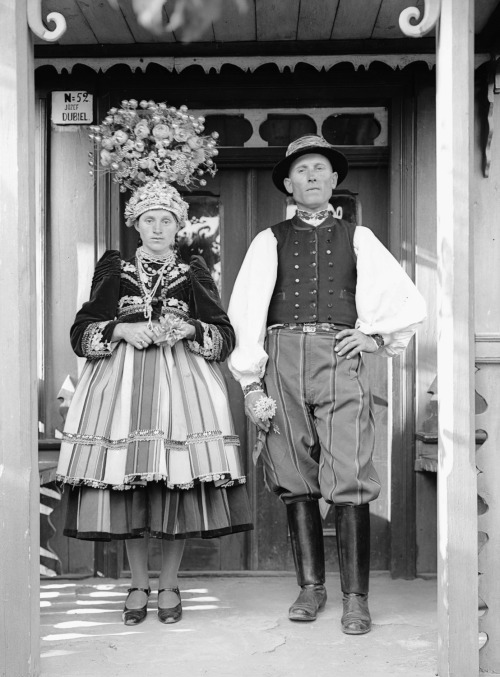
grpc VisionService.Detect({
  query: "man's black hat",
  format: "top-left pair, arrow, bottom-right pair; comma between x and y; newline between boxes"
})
272,134 -> 349,194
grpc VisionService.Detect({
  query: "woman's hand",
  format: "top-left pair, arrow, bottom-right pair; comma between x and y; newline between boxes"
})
175,321 -> 196,341
334,328 -> 379,359
112,322 -> 157,350
244,391 -> 270,432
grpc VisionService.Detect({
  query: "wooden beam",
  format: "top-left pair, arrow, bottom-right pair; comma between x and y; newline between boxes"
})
0,0 -> 40,675
33,36 -> 437,59
436,1 -> 478,675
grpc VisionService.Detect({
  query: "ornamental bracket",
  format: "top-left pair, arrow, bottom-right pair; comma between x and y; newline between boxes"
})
27,0 -> 66,42
399,0 -> 441,38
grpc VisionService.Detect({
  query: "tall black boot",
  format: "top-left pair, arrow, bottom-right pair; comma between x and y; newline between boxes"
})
335,504 -> 371,634
287,500 -> 327,622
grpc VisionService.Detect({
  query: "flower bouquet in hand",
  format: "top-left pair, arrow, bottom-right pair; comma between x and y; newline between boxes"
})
156,313 -> 188,347
243,382 -> 280,464
252,396 -> 280,464
253,395 -> 277,426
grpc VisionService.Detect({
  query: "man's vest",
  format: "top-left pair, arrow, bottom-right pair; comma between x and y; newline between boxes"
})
267,214 -> 358,327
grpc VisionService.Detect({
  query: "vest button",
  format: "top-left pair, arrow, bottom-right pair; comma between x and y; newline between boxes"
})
312,277 -> 317,282
311,250 -> 316,255
311,302 -> 317,308
294,315 -> 299,320
328,229 -> 332,232
295,279 -> 300,283
327,239 -> 331,243
329,290 -> 334,294
328,303 -> 333,308
328,315 -> 332,320
295,264 -> 299,269
295,303 -> 300,308
328,262 -> 333,267
311,262 -> 316,267
294,252 -> 299,256
295,292 -> 300,296
294,241 -> 299,245
329,276 -> 334,281
312,314 -> 317,319
326,250 -> 331,254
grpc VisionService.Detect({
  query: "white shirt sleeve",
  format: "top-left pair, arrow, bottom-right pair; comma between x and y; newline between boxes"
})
354,226 -> 427,357
227,229 -> 278,386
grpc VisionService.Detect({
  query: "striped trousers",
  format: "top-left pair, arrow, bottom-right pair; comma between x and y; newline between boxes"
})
261,327 -> 381,506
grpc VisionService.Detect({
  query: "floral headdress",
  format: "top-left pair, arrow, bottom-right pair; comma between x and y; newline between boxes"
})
89,99 -> 219,226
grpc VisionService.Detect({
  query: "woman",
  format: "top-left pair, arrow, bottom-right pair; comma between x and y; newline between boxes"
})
56,178 -> 252,626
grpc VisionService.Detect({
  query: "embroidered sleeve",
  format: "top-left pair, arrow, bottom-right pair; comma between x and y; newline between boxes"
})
188,255 -> 235,362
187,321 -> 224,361
70,250 -> 121,358
81,321 -> 115,359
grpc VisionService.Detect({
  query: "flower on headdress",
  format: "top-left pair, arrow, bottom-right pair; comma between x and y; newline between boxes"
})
113,130 -> 129,145
100,149 -> 113,166
101,138 -> 115,151
173,128 -> 190,143
187,136 -> 203,150
192,149 -> 206,165
152,124 -> 172,141
134,121 -> 150,139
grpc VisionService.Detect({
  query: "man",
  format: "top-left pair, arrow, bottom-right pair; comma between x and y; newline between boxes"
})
227,135 -> 426,634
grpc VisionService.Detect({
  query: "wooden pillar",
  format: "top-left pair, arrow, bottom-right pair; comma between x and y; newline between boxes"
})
0,0 -> 40,675
436,0 -> 478,675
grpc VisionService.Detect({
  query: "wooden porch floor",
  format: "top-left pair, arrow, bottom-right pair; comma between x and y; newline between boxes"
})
40,572 -> 437,677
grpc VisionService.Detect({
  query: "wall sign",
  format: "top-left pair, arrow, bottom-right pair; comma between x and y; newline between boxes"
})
51,91 -> 93,125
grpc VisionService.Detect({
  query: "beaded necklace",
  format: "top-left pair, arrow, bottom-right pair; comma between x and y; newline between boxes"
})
136,246 -> 176,329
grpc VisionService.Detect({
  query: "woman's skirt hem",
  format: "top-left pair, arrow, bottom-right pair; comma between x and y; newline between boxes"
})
63,523 -> 254,542
57,473 -> 247,491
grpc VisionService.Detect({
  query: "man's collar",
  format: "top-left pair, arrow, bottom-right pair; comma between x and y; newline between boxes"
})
291,212 -> 335,230
296,207 -> 330,223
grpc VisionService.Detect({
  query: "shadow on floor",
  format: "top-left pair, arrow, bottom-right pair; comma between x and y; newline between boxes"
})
41,572 -> 437,677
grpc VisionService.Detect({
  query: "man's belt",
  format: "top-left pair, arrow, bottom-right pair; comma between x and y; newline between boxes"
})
267,322 -> 353,334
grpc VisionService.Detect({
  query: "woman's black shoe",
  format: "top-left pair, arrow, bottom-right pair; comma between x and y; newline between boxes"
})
157,586 -> 182,624
122,587 -> 151,626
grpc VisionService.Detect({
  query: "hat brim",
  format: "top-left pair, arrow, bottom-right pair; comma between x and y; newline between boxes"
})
272,146 -> 349,194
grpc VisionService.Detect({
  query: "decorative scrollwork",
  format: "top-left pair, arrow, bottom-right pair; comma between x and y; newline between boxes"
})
27,0 -> 67,43
399,0 -> 441,38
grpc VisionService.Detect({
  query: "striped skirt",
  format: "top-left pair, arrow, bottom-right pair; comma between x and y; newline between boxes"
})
57,340 -> 252,540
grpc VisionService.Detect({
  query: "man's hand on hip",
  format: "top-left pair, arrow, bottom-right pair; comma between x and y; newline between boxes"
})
334,329 -> 379,359
244,390 -> 271,432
